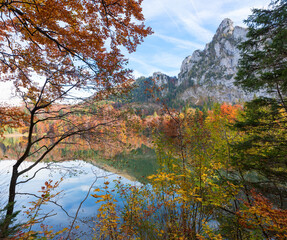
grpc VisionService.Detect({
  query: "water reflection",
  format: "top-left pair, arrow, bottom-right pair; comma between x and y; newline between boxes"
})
0,160 -> 135,238
0,136 -> 158,182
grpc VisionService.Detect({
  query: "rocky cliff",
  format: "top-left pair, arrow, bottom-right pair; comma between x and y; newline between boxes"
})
153,18 -> 253,106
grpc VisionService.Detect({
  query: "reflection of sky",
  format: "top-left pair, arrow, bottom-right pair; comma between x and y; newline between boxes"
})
0,160 -> 136,238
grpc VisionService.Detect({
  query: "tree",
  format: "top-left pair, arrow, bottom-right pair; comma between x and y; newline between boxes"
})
0,0 -> 152,237
238,189 -> 287,239
233,0 -> 287,216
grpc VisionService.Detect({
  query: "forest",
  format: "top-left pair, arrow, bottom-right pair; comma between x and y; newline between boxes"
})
0,0 -> 287,239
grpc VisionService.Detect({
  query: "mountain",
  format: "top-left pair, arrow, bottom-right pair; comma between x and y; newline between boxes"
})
176,18 -> 250,105
134,18 -> 255,107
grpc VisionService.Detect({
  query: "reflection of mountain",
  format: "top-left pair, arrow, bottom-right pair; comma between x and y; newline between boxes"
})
65,144 -> 158,183
99,145 -> 158,183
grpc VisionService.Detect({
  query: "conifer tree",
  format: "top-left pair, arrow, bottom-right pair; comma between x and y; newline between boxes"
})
234,0 -> 287,208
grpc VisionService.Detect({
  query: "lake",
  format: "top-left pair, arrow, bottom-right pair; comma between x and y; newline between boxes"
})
0,137 -> 158,238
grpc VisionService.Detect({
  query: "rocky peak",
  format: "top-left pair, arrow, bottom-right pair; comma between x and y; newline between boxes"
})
152,72 -> 169,87
216,18 -> 234,36
137,19 -> 254,106
177,18 -> 250,104
153,72 -> 178,87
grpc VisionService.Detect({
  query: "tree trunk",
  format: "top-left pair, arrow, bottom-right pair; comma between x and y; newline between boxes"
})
1,165 -> 19,238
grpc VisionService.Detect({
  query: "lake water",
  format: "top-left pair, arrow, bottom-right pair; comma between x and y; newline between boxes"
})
0,160 -> 138,238
0,137 -> 158,238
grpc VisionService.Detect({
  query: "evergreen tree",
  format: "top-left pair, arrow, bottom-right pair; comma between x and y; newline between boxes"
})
235,0 -> 287,98
233,0 -> 287,208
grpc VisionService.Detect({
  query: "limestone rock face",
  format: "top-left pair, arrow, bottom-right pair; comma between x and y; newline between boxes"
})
176,18 -> 251,104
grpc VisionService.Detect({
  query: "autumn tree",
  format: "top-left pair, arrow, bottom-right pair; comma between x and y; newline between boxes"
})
91,100 -> 287,239
135,105 -> 241,239
0,0 -> 152,237
238,190 -> 287,239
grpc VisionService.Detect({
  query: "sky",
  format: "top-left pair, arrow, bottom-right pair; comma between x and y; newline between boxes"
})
0,0 -> 271,104
127,0 -> 270,78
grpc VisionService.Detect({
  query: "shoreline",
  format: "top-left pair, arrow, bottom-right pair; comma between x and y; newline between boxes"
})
3,133 -> 27,137
92,161 -> 137,182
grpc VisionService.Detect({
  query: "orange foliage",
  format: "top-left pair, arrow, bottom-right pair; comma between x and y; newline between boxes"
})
144,114 -> 179,138
207,103 -> 242,123
1,103 -> 150,161
0,0 -> 152,127
0,105 -> 27,136
144,109 -> 207,140
161,117 -> 179,138
220,103 -> 242,121
238,190 -> 287,239
0,1 -> 153,236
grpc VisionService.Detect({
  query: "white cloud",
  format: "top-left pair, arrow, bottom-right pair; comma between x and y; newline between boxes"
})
141,0 -> 164,19
220,1 -> 270,26
220,7 -> 255,26
151,52 -> 184,70
178,16 -> 213,42
155,33 -> 204,50
129,50 -> 183,78
129,56 -> 164,73
142,0 -> 213,41
132,70 -> 146,79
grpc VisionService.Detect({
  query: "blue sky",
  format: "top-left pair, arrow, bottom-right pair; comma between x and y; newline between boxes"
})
0,0 -> 270,103
127,0 -> 270,78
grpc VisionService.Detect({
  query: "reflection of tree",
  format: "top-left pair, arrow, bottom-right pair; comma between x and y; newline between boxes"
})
1,130 -> 156,183
0,102 -> 155,236
1,120 -> 151,161
0,143 -> 6,156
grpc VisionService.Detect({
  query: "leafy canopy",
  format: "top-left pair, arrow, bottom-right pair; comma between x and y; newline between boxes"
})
0,0 -> 152,104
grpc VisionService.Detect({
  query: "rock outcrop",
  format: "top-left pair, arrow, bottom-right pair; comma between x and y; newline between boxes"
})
152,72 -> 178,96
153,72 -> 172,87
